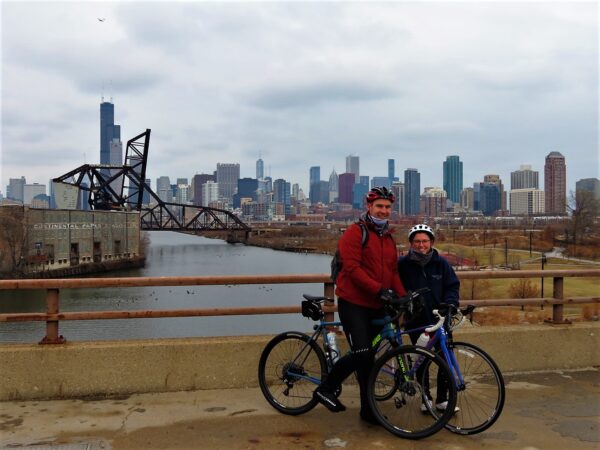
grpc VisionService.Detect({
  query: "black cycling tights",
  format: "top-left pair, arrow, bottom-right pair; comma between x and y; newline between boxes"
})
320,298 -> 385,411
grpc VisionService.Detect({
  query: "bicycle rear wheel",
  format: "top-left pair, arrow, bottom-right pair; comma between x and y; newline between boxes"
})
258,331 -> 327,415
443,342 -> 505,435
367,345 -> 457,439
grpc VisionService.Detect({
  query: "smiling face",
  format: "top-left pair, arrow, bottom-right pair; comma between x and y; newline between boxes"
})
410,231 -> 433,255
367,199 -> 392,220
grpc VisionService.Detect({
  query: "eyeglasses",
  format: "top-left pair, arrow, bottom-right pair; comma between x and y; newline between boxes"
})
412,240 -> 431,245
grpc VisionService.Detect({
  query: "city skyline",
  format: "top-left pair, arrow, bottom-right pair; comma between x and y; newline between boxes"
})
1,2 -> 598,196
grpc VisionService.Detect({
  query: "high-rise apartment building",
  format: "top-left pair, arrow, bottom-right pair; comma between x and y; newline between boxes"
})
100,100 -> 121,165
509,189 -> 545,215
338,173 -> 355,204
511,164 -> 539,189
544,151 -> 567,214
256,157 -> 264,180
216,163 -> 240,203
460,187 -> 474,211
420,187 -> 447,217
391,181 -> 405,215
404,168 -> 421,215
443,155 -> 463,203
346,155 -> 360,181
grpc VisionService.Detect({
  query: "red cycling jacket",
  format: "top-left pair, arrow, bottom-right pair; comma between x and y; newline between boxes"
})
334,220 -> 406,309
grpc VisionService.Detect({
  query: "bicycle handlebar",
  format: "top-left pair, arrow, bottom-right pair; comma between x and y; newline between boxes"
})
425,310 -> 446,333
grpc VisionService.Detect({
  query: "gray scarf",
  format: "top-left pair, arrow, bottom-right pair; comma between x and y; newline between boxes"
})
408,248 -> 433,267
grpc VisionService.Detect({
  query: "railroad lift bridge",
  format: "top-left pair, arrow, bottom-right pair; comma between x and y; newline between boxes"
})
53,129 -> 251,242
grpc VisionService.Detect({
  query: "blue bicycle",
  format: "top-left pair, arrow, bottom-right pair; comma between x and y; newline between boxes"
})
257,288 -> 458,439
370,301 -> 505,435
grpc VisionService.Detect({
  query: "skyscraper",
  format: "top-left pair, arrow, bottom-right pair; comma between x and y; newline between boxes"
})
443,155 -> 463,203
404,168 -> 420,215
511,164 -> 539,189
346,155 -> 359,181
100,100 -> 121,165
576,178 -> 600,202
388,159 -> 395,184
192,173 -> 215,206
484,174 -> 506,211
328,169 -> 339,203
544,151 -> 567,214
216,163 -> 240,204
309,166 -> 320,204
256,157 -> 264,180
6,177 -> 26,202
338,173 -> 355,204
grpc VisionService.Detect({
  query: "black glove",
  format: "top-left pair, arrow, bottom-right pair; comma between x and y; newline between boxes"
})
378,288 -> 398,303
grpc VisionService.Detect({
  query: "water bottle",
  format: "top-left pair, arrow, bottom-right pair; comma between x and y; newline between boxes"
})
416,332 -> 430,348
326,331 -> 340,363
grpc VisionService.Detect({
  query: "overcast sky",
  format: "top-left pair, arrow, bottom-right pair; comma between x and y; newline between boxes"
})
1,1 -> 598,197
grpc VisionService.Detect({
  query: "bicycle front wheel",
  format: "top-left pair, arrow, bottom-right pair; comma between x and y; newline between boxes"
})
443,342 -> 505,435
258,331 -> 327,415
367,345 -> 457,439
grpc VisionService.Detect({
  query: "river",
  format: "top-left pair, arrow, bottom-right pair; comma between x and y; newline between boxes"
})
0,232 -> 332,343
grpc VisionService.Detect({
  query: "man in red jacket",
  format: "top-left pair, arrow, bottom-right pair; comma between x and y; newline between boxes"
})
313,186 -> 406,425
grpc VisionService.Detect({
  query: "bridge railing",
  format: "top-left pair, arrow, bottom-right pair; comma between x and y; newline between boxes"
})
0,269 -> 598,344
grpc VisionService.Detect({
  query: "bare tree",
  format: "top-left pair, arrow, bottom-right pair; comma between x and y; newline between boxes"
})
508,278 -> 540,299
0,206 -> 28,276
568,190 -> 600,246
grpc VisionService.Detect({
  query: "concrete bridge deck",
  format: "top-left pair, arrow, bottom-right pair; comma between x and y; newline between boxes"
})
1,368 -> 598,450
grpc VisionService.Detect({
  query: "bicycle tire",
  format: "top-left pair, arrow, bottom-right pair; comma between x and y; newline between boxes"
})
258,331 -> 327,415
367,345 -> 457,439
442,342 -> 505,435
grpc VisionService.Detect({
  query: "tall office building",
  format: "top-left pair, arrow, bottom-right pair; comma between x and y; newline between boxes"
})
484,174 -> 506,211
156,176 -> 172,203
544,151 -> 567,214
328,169 -> 339,203
256,157 -> 264,180
273,178 -> 291,215
346,155 -> 360,180
388,159 -> 395,184
511,164 -> 539,189
480,183 -> 501,216
100,100 -> 121,165
6,177 -> 26,202
202,181 -> 219,206
371,176 -> 390,188
443,155 -> 463,203
338,173 -> 355,204
575,178 -> 600,202
309,166 -> 321,204
460,187 -> 474,211
216,163 -> 240,204
233,177 -> 258,208
23,183 -> 46,205
404,168 -> 421,215
192,174 -> 215,206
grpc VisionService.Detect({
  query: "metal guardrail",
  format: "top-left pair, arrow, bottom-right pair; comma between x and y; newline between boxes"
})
0,270 -> 598,344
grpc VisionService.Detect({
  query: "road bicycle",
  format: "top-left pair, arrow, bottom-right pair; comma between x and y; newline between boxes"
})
373,301 -> 505,435
257,289 -> 458,439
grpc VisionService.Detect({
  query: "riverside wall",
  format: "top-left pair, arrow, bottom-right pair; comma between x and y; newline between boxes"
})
1,322 -> 598,402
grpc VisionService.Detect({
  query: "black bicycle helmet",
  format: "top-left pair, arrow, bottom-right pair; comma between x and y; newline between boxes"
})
366,186 -> 395,203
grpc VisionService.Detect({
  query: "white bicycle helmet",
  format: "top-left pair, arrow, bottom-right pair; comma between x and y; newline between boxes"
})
408,224 -> 435,242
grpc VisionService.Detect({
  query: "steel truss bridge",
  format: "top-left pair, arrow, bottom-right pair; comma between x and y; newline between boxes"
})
53,129 -> 251,241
